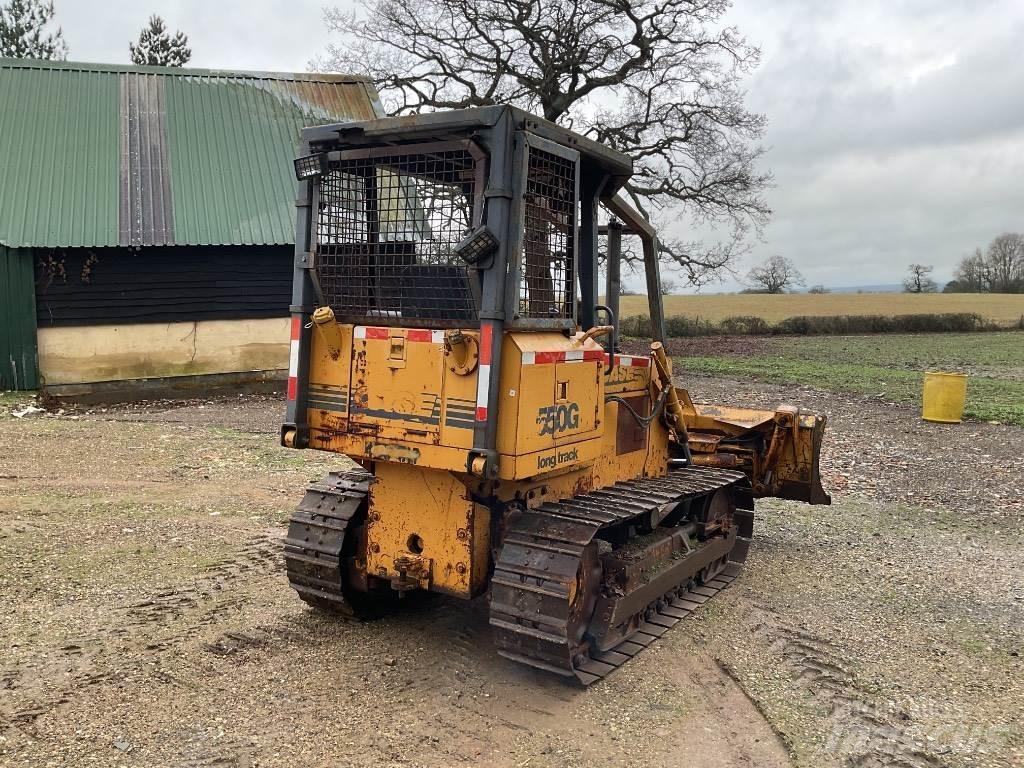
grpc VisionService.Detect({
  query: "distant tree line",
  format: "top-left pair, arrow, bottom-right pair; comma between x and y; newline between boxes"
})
619,312 -> 996,338
945,233 -> 1024,293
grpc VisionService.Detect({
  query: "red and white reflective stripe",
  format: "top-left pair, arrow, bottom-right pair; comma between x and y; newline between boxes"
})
518,349 -> 650,367
475,325 -> 494,421
520,349 -> 605,365
354,326 -> 389,340
605,353 -> 650,368
287,315 -> 301,401
408,329 -> 446,343
354,326 -> 444,343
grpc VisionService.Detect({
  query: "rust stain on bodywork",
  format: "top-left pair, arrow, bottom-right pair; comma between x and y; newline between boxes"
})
367,442 -> 421,465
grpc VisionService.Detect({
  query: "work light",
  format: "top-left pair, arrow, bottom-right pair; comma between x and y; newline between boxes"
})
294,153 -> 329,180
453,225 -> 499,264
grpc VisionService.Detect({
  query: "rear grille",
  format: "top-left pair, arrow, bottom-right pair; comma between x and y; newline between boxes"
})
314,146 -> 482,325
520,146 -> 577,319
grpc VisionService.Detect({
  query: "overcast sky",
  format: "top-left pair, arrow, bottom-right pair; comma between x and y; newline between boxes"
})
54,0 -> 1024,291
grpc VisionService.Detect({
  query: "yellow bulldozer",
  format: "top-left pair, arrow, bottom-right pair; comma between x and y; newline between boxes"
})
280,106 -> 829,684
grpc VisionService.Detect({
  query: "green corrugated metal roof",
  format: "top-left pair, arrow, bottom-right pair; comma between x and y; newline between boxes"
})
0,58 -> 382,248
0,65 -> 120,248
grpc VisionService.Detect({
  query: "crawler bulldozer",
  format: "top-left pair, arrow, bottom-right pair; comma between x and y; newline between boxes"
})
280,106 -> 830,684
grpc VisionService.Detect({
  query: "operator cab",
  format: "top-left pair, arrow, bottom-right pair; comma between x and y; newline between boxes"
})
293,105 -> 635,335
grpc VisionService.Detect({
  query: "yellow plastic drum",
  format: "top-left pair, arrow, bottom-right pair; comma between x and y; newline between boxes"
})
921,372 -> 968,423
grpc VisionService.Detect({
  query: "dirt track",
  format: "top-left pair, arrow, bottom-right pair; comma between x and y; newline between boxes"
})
1,381 -> 1021,767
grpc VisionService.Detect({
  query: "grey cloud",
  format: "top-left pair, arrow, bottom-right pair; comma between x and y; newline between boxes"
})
697,0 -> 1024,289
48,0 -> 1024,289
754,26 -> 1024,161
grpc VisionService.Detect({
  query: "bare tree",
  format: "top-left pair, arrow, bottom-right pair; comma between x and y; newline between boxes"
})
807,284 -> 829,294
949,236 -> 1024,293
986,233 -> 1024,293
317,0 -> 771,287
659,278 -> 679,295
951,248 -> 992,293
745,255 -> 804,294
903,264 -> 938,294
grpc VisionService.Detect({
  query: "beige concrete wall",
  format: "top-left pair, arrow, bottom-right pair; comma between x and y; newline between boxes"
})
37,318 -> 291,385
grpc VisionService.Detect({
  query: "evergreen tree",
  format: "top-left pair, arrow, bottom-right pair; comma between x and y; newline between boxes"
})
129,15 -> 190,67
0,0 -> 68,60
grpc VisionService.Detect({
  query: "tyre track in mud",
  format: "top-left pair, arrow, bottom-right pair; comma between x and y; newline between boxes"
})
1,502 -> 794,767
0,532 -> 285,738
741,609 -> 947,768
399,599 -> 573,740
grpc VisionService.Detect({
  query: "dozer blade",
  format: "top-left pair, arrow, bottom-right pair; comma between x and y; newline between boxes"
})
684,398 -> 831,505
489,467 -> 753,685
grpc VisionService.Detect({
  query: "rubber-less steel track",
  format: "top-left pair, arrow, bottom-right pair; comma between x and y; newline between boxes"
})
283,470 -> 373,616
489,467 -> 753,685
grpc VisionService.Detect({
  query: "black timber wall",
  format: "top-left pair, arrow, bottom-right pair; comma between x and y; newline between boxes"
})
34,245 -> 293,327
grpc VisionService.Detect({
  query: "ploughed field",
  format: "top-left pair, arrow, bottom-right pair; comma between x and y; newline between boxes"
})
1,368 -> 1021,767
617,291 -> 1024,325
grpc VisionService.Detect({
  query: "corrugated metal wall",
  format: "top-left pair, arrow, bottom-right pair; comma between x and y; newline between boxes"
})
0,246 -> 39,390
0,61 -> 381,391
119,73 -> 175,246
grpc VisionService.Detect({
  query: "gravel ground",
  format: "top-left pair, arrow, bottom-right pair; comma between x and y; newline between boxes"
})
1,379 -> 1021,767
681,374 -> 1023,768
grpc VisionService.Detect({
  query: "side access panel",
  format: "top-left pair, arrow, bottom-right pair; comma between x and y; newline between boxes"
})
496,332 -> 606,479
349,326 -> 446,443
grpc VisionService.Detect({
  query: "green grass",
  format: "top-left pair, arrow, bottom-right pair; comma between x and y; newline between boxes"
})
675,332 -> 1024,426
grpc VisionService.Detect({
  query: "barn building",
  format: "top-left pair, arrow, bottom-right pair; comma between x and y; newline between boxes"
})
0,58 -> 381,395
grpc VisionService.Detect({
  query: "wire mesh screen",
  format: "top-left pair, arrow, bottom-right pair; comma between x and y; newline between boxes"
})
314,147 -> 481,324
520,146 -> 577,319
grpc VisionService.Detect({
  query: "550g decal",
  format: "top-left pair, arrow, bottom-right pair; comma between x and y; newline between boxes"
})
536,402 -> 580,436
